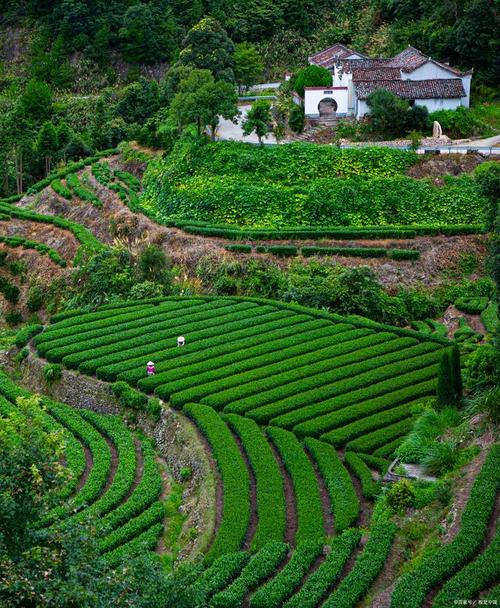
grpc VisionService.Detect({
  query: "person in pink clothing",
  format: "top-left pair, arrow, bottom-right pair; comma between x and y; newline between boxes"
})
147,361 -> 155,376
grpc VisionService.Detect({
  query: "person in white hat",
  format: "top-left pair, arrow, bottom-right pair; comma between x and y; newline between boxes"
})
177,336 -> 185,347
146,361 -> 155,376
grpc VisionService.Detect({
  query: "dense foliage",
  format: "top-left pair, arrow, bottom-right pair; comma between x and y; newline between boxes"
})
143,140 -> 486,228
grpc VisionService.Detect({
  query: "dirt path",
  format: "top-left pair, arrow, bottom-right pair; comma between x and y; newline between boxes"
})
155,455 -> 172,554
306,448 -> 334,537
268,439 -> 298,546
124,437 -> 144,502
231,430 -> 258,551
75,442 -> 93,494
100,435 -> 119,499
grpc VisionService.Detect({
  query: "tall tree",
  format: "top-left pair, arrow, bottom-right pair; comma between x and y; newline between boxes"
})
34,121 -> 58,175
233,43 -> 264,93
119,2 -> 178,64
169,68 -> 238,138
178,17 -> 235,82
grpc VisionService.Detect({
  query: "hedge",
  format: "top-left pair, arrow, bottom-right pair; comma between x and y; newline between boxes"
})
67,173 -> 103,207
148,318 -> 344,399
225,244 -> 252,253
40,299 -> 209,360
267,356 -> 440,431
249,541 -> 324,608
183,403 -> 250,562
114,311 -> 303,386
230,335 -> 422,420
389,248 -> 420,260
455,296 -> 489,314
0,235 -> 67,267
283,529 -> 361,608
176,223 -> 484,240
373,437 -> 406,459
304,438 -> 360,532
164,323 -> 359,407
15,323 -> 43,347
0,202 -> 104,251
266,426 -> 325,543
322,522 -> 397,608
26,149 -> 118,195
114,170 -> 141,192
433,527 -> 500,607
343,415 -> 415,452
98,438 -> 162,536
51,179 -> 72,200
302,246 -> 387,258
195,552 -> 250,599
103,522 -> 163,566
210,542 -> 289,608
224,414 -> 286,550
481,301 -> 499,333
344,451 -> 379,499
42,399 -> 112,523
391,443 -> 500,607
216,330 -> 401,414
356,453 -> 390,473
69,409 -> 137,524
322,403 -> 414,448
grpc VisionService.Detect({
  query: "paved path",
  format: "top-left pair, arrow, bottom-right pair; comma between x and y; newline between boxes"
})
216,105 -> 279,144
449,134 -> 500,148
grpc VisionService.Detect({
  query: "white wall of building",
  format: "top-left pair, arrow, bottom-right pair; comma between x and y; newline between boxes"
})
415,98 -> 464,112
304,87 -> 349,117
402,60 -> 471,107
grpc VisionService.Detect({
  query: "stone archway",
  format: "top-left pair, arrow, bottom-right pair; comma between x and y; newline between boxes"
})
318,98 -> 338,117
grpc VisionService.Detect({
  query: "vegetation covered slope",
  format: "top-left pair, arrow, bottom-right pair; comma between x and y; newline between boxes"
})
143,141 -> 488,228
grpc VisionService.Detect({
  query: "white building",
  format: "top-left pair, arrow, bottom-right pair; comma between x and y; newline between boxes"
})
297,44 -> 472,120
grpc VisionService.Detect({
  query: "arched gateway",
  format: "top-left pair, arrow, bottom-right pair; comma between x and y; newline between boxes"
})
318,97 -> 338,117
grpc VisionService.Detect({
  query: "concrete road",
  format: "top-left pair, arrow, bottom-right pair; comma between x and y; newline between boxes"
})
216,105 -> 278,144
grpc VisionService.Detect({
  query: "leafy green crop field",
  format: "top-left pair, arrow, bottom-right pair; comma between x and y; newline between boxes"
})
29,296 -> 500,606
142,141 -> 487,228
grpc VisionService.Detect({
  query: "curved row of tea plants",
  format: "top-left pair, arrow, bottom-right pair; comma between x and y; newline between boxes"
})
0,370 -> 166,563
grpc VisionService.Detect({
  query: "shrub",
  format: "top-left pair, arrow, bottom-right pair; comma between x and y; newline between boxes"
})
27,286 -> 44,312
386,479 -> 416,513
5,311 -> 22,325
44,363 -> 62,384
289,104 -> 305,134
429,107 -> 480,138
422,441 -> 459,476
0,277 -> 20,303
111,381 -> 148,410
180,467 -> 192,482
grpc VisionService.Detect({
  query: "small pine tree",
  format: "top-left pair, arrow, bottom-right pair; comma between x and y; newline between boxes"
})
449,345 -> 462,402
436,350 -> 454,407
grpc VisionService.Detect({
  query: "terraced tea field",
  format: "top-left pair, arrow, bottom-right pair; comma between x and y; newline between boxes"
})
26,296 -> 499,606
0,370 -> 167,565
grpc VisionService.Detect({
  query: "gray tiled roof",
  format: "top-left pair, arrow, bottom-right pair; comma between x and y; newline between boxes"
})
354,79 -> 466,100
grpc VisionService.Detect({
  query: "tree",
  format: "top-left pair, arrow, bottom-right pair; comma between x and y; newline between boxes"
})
115,78 -> 160,124
366,88 -> 409,137
242,99 -> 272,144
137,244 -> 172,284
289,103 -> 305,133
169,69 -> 238,139
34,121 -> 58,175
19,79 -> 53,123
233,43 -> 264,93
436,350 -> 455,407
178,17 -> 235,81
119,3 -> 178,64
293,64 -> 332,98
